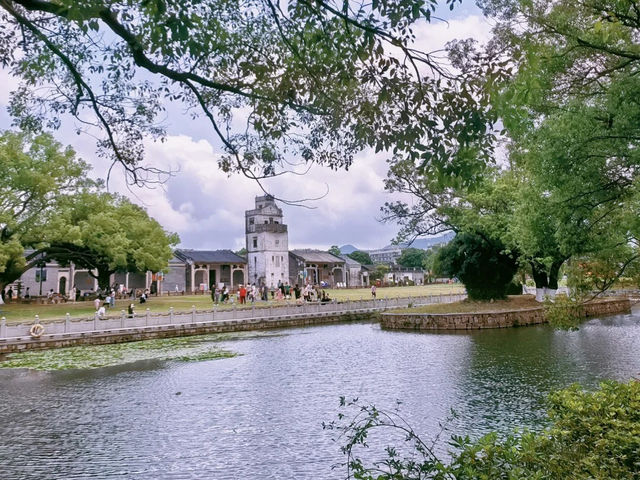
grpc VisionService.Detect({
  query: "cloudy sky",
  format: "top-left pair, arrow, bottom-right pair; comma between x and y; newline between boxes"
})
0,2 -> 492,252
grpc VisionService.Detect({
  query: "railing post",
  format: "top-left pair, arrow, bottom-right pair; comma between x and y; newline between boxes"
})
212,306 -> 216,322
0,317 -> 6,339
169,307 -> 174,324
233,303 -> 237,319
146,308 -> 150,326
65,313 -> 70,333
93,313 -> 97,331
120,310 -> 125,328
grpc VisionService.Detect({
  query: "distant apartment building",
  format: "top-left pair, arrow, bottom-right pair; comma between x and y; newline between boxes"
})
367,247 -> 403,264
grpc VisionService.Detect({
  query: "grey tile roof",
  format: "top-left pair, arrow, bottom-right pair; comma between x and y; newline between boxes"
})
290,249 -> 345,264
174,249 -> 247,264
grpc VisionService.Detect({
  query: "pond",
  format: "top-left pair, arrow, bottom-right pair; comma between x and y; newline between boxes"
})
1,312 -> 639,479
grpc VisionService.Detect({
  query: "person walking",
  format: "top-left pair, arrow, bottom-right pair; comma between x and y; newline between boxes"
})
239,284 -> 247,304
371,284 -> 377,299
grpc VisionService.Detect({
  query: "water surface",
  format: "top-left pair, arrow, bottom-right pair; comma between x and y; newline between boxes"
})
1,312 -> 639,479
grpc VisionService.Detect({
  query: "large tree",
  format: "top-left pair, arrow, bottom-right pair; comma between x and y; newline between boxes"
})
0,0 -> 500,191
347,250 -> 373,265
0,130 -> 178,297
45,192 -> 179,291
0,130 -> 90,298
396,247 -> 426,268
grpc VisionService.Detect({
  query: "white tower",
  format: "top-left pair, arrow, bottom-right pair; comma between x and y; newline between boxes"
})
246,195 -> 289,287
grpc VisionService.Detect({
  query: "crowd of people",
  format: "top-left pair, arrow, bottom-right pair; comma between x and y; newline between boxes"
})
208,281 -> 335,305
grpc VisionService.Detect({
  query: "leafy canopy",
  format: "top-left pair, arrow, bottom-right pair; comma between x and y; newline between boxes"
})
0,0 -> 500,191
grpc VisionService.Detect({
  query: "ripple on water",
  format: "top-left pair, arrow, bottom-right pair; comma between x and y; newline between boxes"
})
1,316 -> 639,479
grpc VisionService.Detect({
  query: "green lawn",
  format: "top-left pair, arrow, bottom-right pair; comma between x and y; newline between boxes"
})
0,284 -> 463,324
394,295 -> 540,314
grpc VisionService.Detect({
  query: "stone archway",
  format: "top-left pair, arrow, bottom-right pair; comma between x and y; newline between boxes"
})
58,276 -> 67,294
194,270 -> 207,291
232,270 -> 244,287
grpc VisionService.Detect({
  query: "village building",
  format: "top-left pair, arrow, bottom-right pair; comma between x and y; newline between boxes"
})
245,195 -> 289,287
288,250 -> 346,287
338,254 -> 370,288
386,266 -> 425,285
170,249 -> 247,293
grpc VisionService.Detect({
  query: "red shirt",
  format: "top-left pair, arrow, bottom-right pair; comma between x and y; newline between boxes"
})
239,287 -> 247,298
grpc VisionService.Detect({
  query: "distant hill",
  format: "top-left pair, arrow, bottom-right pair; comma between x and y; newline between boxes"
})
339,244 -> 358,254
383,232 -> 454,250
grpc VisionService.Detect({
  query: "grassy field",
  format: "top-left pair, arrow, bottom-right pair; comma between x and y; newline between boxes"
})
394,295 -> 540,314
0,283 -> 463,324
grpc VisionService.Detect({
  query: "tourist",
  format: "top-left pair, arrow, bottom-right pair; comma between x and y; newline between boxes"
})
127,303 -> 135,318
275,288 -> 284,301
24,287 -> 30,299
139,291 -> 147,304
7,287 -> 13,302
214,284 -> 221,304
294,284 -> 301,300
210,286 -> 216,304
371,284 -> 377,299
222,285 -> 229,303
105,292 -> 112,307
239,284 -> 247,304
284,283 -> 290,299
76,288 -> 82,301
93,296 -> 101,310
110,289 -> 116,307
97,303 -> 106,317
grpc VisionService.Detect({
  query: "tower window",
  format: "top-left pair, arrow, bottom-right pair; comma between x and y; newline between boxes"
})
253,237 -> 257,248
249,218 -> 254,225
275,239 -> 279,245
269,217 -> 273,223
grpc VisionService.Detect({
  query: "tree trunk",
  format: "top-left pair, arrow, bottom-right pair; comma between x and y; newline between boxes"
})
545,260 -> 564,302
531,261 -> 548,302
90,268 -> 114,292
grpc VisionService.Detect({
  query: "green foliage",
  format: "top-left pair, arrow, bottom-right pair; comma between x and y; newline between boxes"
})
348,251 -> 373,265
0,129 -> 178,292
330,380 -> 640,479
328,245 -> 342,257
0,0 -> 493,184
544,296 -> 585,331
0,334 -> 237,370
0,130 -> 91,288
369,264 -> 390,282
396,247 -> 426,268
437,232 -> 518,300
46,191 -> 179,290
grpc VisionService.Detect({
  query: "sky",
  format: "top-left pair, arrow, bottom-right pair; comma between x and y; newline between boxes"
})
0,1 -> 492,252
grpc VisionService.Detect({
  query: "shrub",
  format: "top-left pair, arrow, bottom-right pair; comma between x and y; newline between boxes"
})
330,381 -> 640,480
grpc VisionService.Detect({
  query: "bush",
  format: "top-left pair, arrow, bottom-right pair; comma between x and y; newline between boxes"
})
437,232 -> 519,300
330,380 -> 640,480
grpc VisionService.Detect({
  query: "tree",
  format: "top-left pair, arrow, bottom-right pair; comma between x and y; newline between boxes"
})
347,250 -> 372,265
235,247 -> 248,258
368,264 -> 390,283
328,245 -> 341,257
331,380 -> 640,479
45,192 -> 179,291
422,245 -> 443,281
396,247 -> 426,268
0,130 -> 90,298
437,232 -> 518,300
0,0 -> 500,190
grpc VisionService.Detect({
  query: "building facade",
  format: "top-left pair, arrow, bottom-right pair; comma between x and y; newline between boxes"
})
245,195 -> 289,287
288,250 -> 345,287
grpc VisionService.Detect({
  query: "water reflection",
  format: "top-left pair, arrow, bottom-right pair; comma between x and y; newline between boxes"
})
1,314 -> 639,479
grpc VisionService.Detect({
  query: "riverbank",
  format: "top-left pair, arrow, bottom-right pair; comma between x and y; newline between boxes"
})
0,284 -> 463,323
381,296 -> 631,331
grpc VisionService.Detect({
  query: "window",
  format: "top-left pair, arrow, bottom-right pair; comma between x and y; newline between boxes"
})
275,256 -> 280,267
275,239 -> 279,245
35,268 -> 47,282
269,217 -> 273,223
249,217 -> 254,225
253,237 -> 257,248
275,221 -> 279,224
